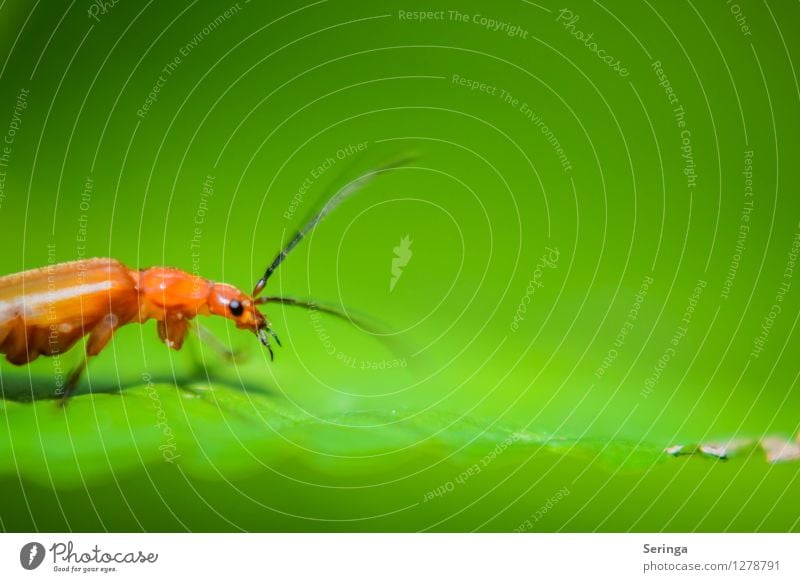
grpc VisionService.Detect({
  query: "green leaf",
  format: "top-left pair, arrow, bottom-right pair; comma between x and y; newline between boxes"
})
2,383 -> 799,531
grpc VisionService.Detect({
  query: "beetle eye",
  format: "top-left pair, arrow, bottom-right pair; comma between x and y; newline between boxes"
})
229,300 -> 243,317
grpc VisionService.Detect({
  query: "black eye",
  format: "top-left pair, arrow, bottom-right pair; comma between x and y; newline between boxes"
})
229,300 -> 243,317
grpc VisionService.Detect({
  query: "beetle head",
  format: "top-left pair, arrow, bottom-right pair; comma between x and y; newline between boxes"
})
207,283 -> 261,327
208,283 -> 281,358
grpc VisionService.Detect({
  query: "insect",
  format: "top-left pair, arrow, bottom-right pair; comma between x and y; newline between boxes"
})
0,158 -> 407,403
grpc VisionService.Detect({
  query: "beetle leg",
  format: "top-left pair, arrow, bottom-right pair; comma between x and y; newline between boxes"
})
190,320 -> 246,362
0,321 -> 11,346
59,359 -> 87,406
157,317 -> 189,350
1,316 -> 32,365
59,314 -> 119,405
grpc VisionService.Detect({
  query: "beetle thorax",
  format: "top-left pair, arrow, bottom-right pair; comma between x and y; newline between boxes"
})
137,267 -> 213,320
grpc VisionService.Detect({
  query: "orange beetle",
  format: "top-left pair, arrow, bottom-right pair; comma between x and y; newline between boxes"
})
0,159 -> 405,402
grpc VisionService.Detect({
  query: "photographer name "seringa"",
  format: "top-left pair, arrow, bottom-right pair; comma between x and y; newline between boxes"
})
643,543 -> 688,556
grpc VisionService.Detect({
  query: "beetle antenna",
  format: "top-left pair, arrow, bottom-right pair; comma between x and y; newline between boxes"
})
252,154 -> 415,297
256,295 -> 397,338
257,295 -> 415,363
255,295 -> 372,329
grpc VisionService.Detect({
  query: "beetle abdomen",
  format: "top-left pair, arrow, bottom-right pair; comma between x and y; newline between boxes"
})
0,258 -> 140,365
0,318 -> 86,365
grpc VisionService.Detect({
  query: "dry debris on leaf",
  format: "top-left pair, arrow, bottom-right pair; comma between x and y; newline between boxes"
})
665,434 -> 800,463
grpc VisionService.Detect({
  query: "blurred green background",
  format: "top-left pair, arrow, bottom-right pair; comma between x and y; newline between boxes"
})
1,0 -> 799,531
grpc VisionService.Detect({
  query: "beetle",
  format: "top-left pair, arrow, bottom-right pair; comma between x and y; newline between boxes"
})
0,158 -> 407,403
